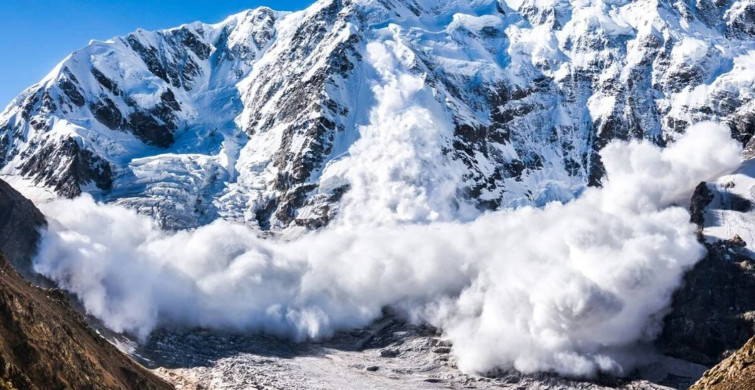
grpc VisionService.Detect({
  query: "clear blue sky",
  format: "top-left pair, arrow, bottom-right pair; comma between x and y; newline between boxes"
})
0,0 -> 313,107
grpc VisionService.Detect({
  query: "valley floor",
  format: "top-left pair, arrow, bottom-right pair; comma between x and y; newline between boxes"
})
137,314 -> 707,390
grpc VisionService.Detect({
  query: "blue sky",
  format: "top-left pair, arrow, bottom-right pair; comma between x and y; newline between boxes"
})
0,0 -> 313,107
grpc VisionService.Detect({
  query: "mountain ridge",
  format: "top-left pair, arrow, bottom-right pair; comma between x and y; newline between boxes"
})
1,0 -> 754,232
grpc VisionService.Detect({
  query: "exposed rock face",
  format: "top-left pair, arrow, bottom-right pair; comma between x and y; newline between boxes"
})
659,179 -> 755,366
0,253 -> 173,390
689,335 -> 755,390
689,181 -> 715,229
17,137 -> 113,198
1,0 -> 753,230
659,239 -> 755,366
0,179 -> 46,277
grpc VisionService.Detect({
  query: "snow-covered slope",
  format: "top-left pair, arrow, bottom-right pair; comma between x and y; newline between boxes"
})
1,0 -> 754,230
702,158 -> 755,251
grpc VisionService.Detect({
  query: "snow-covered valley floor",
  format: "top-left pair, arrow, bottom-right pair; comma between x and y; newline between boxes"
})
138,314 -> 706,390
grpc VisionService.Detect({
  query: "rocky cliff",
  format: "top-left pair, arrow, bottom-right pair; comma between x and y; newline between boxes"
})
659,181 -> 755,366
0,179 -> 46,278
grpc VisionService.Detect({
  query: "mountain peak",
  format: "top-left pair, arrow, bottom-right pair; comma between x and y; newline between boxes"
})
0,0 -> 753,230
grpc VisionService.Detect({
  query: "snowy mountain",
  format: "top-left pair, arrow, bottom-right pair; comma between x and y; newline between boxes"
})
1,0 -> 754,230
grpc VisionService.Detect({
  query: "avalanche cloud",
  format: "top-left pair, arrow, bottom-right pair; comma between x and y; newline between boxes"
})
33,121 -> 741,377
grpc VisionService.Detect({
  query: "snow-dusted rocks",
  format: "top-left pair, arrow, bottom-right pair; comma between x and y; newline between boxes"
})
1,0 -> 754,230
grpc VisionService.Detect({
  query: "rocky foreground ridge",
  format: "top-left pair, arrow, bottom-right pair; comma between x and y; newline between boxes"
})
0,179 -> 45,278
0,254 -> 172,390
690,335 -> 755,390
0,179 -> 171,390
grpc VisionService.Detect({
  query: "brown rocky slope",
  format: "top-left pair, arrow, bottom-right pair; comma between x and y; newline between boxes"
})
0,177 -> 170,389
0,252 -> 172,390
690,335 -> 755,390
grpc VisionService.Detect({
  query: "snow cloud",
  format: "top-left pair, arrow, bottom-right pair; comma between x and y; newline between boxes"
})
32,38 -> 743,378
34,121 -> 740,377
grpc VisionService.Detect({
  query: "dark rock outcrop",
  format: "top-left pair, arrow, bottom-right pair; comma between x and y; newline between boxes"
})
18,137 -> 113,198
689,182 -> 715,229
0,253 -> 173,390
659,181 -> 755,366
0,180 -> 46,278
659,240 -> 755,366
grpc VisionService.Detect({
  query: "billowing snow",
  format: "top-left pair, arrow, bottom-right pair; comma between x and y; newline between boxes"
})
35,123 -> 742,378
0,0 -> 754,382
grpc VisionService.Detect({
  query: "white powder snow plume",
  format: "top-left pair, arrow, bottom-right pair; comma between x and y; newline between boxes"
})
323,41 -> 479,226
34,121 -> 741,378
32,38 -> 743,379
